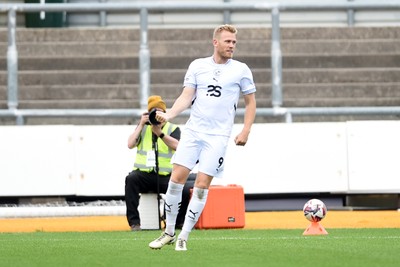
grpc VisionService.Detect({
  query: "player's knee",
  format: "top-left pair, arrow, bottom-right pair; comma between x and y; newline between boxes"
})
193,187 -> 208,200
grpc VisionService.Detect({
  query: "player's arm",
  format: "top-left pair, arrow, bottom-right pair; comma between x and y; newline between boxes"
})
156,86 -> 195,122
235,92 -> 256,146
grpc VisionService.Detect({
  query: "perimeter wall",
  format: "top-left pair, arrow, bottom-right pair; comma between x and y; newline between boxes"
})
1,121 -> 399,197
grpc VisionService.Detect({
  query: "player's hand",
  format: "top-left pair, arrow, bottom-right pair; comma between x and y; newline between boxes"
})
155,111 -> 168,123
234,131 -> 249,146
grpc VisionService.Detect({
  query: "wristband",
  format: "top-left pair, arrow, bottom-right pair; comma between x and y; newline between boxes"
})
159,133 -> 165,139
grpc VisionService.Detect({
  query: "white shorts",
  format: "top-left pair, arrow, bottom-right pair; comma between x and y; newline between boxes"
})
171,128 -> 230,177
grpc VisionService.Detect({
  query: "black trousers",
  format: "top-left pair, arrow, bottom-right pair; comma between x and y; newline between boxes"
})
124,169 -> 194,227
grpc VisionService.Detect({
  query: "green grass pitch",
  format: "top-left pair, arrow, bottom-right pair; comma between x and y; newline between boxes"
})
1,228 -> 399,267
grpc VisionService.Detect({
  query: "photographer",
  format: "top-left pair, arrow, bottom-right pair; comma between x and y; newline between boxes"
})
125,95 -> 189,231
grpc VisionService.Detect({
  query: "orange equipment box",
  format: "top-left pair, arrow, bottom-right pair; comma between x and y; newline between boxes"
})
194,184 -> 245,229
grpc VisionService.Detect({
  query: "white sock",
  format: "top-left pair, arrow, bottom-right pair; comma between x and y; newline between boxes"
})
164,181 -> 184,236
178,187 -> 208,241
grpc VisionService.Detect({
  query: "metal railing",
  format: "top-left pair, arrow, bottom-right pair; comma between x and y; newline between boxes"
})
1,1 -> 400,124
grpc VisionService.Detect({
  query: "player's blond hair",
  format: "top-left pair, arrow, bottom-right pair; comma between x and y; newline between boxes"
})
213,24 -> 238,39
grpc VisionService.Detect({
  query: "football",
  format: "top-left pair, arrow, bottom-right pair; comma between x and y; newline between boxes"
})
303,199 -> 327,222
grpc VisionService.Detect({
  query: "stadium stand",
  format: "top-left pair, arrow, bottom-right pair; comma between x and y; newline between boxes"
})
1,25 -> 400,125
1,1 -> 400,125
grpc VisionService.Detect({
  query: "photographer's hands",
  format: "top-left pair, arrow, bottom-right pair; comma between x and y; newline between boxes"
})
139,112 -> 150,126
151,123 -> 163,137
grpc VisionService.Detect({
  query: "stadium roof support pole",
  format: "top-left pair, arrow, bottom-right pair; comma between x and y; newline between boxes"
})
7,7 -> 18,112
347,0 -> 355,26
223,0 -> 231,24
99,0 -> 107,27
270,7 -> 282,108
139,8 -> 150,111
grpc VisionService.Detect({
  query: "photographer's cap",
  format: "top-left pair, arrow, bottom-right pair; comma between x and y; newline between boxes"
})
147,95 -> 166,112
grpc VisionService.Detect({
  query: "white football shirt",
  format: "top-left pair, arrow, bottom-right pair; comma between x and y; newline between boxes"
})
183,56 -> 256,136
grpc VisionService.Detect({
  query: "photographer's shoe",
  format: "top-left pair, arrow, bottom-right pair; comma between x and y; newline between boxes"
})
130,224 -> 141,231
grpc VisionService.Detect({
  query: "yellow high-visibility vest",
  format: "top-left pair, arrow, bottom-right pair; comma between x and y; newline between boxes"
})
133,122 -> 178,175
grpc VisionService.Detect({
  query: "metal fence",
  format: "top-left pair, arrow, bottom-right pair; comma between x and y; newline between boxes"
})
1,1 -> 400,124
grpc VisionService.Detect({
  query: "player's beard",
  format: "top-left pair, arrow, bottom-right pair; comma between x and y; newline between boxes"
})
218,48 -> 234,61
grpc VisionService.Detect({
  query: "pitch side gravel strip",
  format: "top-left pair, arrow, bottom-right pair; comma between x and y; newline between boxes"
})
0,211 -> 399,233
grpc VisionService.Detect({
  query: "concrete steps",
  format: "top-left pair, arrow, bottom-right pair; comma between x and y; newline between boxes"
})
2,68 -> 400,85
2,82 -> 399,109
2,26 -> 400,42
2,54 -> 400,71
2,39 -> 400,57
1,26 -> 400,124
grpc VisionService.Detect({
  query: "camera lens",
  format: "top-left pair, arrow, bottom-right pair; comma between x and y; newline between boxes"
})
148,109 -> 160,125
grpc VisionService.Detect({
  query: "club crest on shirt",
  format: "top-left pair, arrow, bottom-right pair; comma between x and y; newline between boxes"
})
213,69 -> 221,77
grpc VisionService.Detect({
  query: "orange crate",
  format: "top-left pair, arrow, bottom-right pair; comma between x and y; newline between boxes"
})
194,184 -> 245,229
